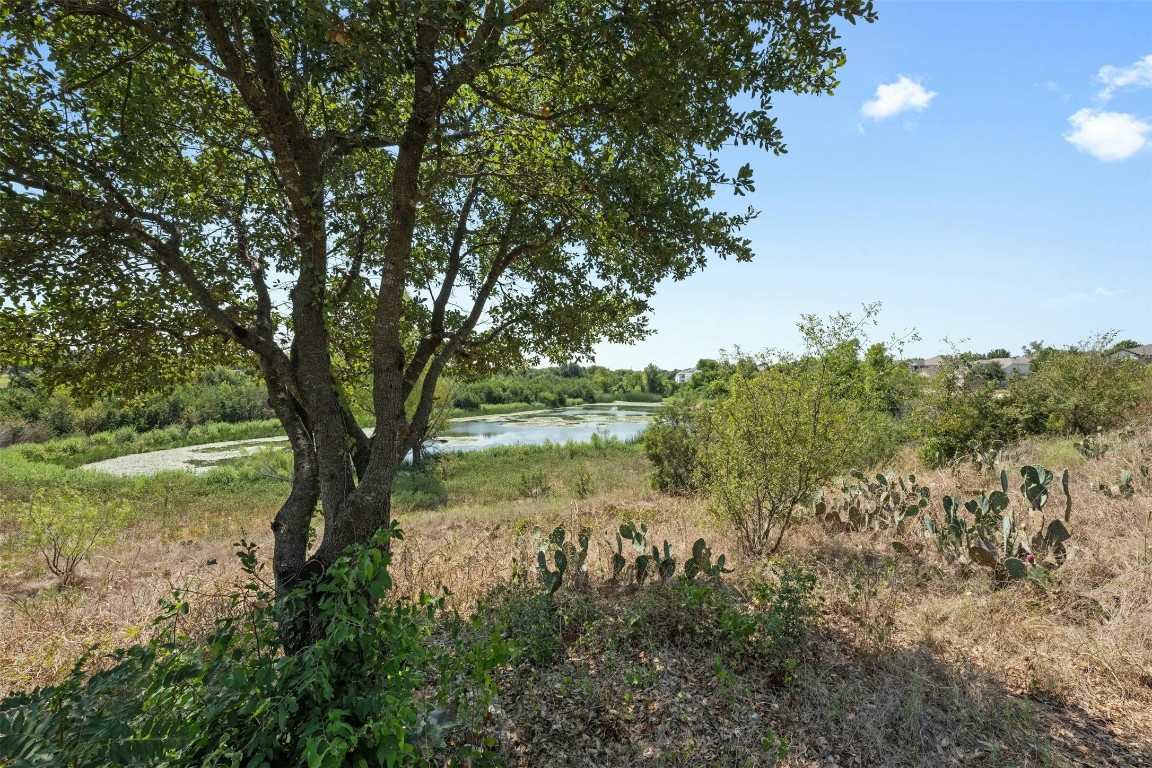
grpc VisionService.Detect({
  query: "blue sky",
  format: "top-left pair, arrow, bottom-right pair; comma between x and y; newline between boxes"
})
592,0 -> 1152,369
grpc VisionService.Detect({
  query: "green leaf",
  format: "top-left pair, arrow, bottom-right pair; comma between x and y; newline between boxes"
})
1044,519 -> 1071,546
1004,558 -> 1029,579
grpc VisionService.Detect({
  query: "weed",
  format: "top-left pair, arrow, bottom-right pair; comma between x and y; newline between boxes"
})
570,466 -> 594,499
517,469 -> 551,499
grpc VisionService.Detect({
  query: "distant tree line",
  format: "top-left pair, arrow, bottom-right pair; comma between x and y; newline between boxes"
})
449,364 -> 678,410
0,367 -> 273,447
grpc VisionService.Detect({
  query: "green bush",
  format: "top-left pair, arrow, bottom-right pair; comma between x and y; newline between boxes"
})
0,529 -> 510,767
617,391 -> 663,403
39,393 -> 77,437
517,469 -> 551,498
746,562 -> 820,660
700,358 -> 863,556
622,562 -> 817,674
910,357 -> 1012,466
642,399 -> 705,494
1008,345 -> 1147,436
487,583 -> 565,668
112,425 -> 138,444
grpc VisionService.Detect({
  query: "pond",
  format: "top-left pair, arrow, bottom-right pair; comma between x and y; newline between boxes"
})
433,403 -> 658,453
79,403 -> 660,476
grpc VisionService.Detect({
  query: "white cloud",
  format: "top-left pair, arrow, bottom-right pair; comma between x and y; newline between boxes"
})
1064,109 -> 1151,161
861,76 -> 936,120
1047,287 -> 1122,307
1096,54 -> 1152,102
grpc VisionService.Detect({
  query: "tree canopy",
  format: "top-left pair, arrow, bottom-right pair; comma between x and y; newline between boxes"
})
0,0 -> 876,612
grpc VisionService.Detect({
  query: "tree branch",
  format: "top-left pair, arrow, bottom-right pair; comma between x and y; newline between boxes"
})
401,175 -> 481,390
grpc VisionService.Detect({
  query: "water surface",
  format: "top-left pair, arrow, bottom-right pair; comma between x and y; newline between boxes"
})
433,403 -> 658,452
81,403 -> 659,476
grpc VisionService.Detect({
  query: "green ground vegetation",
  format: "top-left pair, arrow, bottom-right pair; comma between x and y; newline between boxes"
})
0,367 -> 274,448
447,364 -> 677,412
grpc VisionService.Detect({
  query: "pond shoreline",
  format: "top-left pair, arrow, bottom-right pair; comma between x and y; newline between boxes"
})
80,403 -> 660,477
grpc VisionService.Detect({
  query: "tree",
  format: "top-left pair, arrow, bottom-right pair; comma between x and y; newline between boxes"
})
985,348 -> 1011,359
969,361 -> 1007,386
676,358 -> 734,400
698,308 -> 878,556
1022,340 -> 1057,370
0,1 -> 876,615
859,341 -> 921,417
642,363 -> 666,395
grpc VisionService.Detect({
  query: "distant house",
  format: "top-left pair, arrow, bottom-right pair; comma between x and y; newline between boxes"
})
674,368 -> 698,384
908,354 -> 1032,379
907,355 -> 949,377
976,356 -> 1032,376
1112,344 -> 1152,362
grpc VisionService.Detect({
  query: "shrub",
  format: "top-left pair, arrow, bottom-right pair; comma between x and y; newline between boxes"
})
451,391 -> 481,411
39,393 -> 77,437
14,420 -> 51,445
10,489 -> 131,586
509,520 -> 815,676
487,580 -> 565,667
910,356 -> 1012,466
746,562 -> 820,659
1009,340 -> 1147,436
570,465 -> 594,498
76,404 -> 126,436
622,561 -> 818,674
517,469 -> 551,498
88,430 -> 115,447
0,421 -> 16,448
617,391 -> 663,403
700,307 -> 908,555
111,425 -> 138,444
642,399 -> 705,493
700,358 -> 862,556
0,529 -> 510,767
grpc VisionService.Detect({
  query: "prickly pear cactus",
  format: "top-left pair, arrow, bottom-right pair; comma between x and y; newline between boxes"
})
823,470 -> 930,532
1061,469 -> 1072,523
651,540 -> 677,581
1019,465 -> 1054,511
918,467 -> 1076,588
968,439 -> 1004,473
537,548 -> 567,594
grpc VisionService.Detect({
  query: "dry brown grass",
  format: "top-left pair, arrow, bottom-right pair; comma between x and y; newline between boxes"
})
0,499 -> 274,698
2,427 -> 1151,765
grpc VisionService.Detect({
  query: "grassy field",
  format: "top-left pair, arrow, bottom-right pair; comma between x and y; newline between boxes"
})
1,428 -> 1150,765
3,419 -> 286,469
